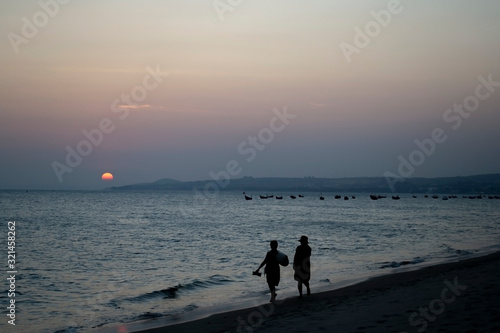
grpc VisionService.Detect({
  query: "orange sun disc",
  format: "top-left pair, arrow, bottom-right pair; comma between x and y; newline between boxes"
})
102,172 -> 114,181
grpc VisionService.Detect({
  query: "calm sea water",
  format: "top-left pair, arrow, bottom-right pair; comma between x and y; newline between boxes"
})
1,190 -> 499,333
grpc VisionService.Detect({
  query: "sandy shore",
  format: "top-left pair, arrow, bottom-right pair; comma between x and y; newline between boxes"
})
101,251 -> 500,333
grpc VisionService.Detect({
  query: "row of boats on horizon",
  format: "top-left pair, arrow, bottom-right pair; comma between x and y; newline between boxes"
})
242,192 -> 500,201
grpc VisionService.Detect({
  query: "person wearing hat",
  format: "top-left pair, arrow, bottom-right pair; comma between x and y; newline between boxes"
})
293,235 -> 311,297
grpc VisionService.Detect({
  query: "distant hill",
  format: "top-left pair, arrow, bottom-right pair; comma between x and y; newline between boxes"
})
110,174 -> 500,194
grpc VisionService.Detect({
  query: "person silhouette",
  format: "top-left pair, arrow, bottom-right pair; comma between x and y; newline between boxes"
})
254,240 -> 280,302
293,235 -> 311,297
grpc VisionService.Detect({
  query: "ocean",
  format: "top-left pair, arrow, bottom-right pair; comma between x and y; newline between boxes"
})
1,190 -> 499,333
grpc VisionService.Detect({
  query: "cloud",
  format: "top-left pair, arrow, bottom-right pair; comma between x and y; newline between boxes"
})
116,104 -> 151,109
309,102 -> 328,109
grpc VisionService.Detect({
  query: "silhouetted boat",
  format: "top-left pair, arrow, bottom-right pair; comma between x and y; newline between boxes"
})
259,195 -> 268,199
290,195 -> 296,199
319,193 -> 324,200
392,196 -> 400,200
275,196 -> 283,200
335,195 -> 341,199
378,195 -> 387,199
351,196 -> 356,199
298,194 -> 304,198
432,195 -> 439,199
243,192 -> 252,200
370,195 -> 378,200
344,196 -> 349,200
268,195 -> 274,198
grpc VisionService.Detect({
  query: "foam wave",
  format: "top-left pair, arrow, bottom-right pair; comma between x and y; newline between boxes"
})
183,274 -> 234,291
440,244 -> 474,257
124,286 -> 181,303
379,257 -> 424,269
121,275 -> 234,304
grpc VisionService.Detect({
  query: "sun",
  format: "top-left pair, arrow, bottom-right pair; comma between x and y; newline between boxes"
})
101,172 -> 114,181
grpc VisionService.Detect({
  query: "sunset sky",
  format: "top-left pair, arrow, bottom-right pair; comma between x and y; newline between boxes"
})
1,0 -> 499,190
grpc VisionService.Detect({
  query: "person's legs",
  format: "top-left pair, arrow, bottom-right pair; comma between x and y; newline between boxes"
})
297,281 -> 303,297
304,281 -> 311,295
268,282 -> 277,302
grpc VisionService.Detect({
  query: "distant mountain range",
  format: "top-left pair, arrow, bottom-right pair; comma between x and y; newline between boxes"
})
110,174 -> 500,194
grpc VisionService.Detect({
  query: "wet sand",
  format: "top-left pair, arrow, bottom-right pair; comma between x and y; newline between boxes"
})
102,251 -> 500,333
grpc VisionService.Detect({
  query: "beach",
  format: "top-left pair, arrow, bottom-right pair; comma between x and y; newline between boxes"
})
105,251 -> 500,333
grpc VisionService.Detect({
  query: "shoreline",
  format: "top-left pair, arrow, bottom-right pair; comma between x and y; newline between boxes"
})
92,250 -> 500,333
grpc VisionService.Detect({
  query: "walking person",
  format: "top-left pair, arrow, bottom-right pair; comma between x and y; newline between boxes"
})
293,235 -> 311,297
254,240 -> 281,302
